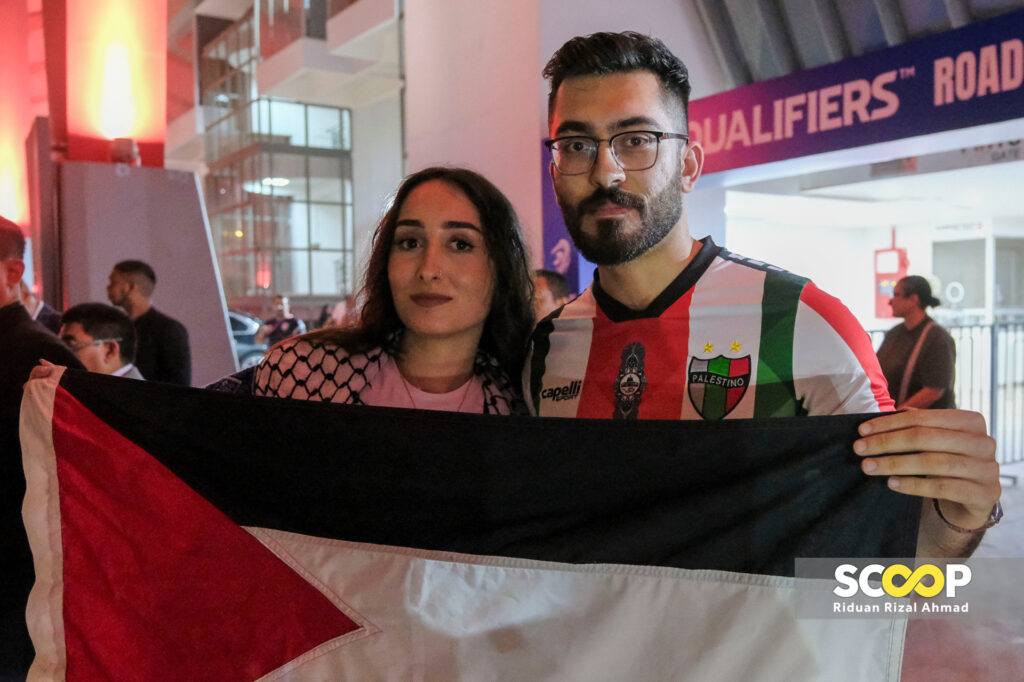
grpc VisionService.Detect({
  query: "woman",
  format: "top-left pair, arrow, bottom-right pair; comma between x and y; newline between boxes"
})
252,167 -> 534,414
876,275 -> 956,409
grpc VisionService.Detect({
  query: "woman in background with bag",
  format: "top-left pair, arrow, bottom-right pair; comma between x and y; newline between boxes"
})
876,275 -> 956,409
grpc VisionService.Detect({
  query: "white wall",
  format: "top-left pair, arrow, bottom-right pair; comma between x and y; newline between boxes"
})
404,0 -> 543,260
351,93 -> 404,282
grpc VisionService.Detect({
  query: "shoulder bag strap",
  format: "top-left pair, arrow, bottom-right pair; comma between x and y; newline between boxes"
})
897,320 -> 935,406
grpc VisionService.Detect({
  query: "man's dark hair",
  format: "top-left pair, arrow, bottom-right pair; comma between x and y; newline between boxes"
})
535,269 -> 571,301
543,31 -> 692,127
113,260 -> 157,297
898,275 -> 941,309
62,302 -> 137,363
0,216 -> 26,260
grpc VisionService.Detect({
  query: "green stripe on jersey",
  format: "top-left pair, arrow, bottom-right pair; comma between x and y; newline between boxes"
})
754,271 -> 807,417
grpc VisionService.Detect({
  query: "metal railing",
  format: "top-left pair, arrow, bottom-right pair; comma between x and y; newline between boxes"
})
870,323 -> 1024,467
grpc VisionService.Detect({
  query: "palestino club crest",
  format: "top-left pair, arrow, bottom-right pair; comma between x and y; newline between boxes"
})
688,355 -> 751,420
614,343 -> 647,419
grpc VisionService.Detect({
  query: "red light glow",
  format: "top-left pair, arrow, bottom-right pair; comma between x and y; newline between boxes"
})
66,0 -> 165,147
0,1 -> 29,224
99,43 -> 136,139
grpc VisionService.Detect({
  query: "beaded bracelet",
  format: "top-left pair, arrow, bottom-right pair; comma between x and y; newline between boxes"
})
932,498 -> 1003,534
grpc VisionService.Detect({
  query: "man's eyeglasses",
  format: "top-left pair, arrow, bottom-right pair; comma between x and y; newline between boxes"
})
891,291 -> 911,298
544,130 -> 689,175
62,337 -> 120,352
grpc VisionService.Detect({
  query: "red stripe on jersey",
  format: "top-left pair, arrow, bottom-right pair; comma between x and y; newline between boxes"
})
800,283 -> 895,412
576,290 -> 693,419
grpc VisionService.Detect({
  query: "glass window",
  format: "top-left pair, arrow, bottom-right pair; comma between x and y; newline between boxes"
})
269,100 -> 306,146
308,106 -> 341,149
309,155 -> 342,202
344,205 -> 354,250
340,108 -> 352,150
268,151 -> 308,200
221,253 -> 256,299
278,249 -> 311,296
311,251 -> 344,295
310,203 -> 342,250
282,200 -> 310,249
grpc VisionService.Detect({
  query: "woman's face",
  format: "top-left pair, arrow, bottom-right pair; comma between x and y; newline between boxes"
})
388,180 -> 494,346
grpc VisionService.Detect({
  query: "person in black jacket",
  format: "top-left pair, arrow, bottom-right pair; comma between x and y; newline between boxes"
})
107,260 -> 191,385
0,217 -> 84,677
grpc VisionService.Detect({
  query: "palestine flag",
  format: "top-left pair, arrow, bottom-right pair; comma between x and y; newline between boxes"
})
20,368 -> 919,680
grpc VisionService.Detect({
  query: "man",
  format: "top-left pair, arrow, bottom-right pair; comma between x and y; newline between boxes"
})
527,32 -> 999,557
533,269 -> 571,320
19,280 -> 61,334
60,303 -> 145,379
107,260 -> 191,385
255,294 -> 306,345
877,275 -> 956,410
0,217 -> 84,676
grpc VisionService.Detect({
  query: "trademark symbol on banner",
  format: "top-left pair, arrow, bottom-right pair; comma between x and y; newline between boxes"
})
899,66 -> 916,79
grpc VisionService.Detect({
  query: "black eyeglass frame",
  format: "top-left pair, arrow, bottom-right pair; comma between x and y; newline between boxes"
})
543,131 -> 689,175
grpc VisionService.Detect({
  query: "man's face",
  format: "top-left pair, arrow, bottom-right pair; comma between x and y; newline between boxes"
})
533,275 -> 567,320
60,322 -> 117,374
106,270 -> 132,308
1,256 -> 26,307
889,283 -> 916,319
549,71 -> 686,266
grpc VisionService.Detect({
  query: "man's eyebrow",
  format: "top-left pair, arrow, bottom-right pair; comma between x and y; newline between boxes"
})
396,219 -> 482,233
611,116 -> 662,131
553,120 -> 593,136
553,116 -> 664,137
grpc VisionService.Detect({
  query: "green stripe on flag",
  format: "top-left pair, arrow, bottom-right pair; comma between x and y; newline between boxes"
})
754,271 -> 807,417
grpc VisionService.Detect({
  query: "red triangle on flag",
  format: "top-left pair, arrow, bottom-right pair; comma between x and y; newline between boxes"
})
49,386 -> 364,679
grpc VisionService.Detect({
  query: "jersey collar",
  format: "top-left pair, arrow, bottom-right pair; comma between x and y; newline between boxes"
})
593,236 -> 722,322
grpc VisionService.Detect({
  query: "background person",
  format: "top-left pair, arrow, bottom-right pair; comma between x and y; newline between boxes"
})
252,167 -> 534,414
877,275 -> 956,409
107,260 -> 192,385
533,269 -> 571,320
60,302 -> 144,379
19,280 -> 62,334
255,295 -> 306,345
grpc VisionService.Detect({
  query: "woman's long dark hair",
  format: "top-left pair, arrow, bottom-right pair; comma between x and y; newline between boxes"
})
295,166 -> 535,379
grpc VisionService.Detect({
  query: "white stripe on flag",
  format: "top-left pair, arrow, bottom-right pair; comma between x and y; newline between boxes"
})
249,528 -> 906,681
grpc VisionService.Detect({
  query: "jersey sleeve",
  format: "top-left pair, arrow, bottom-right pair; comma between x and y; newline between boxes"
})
792,283 -> 895,415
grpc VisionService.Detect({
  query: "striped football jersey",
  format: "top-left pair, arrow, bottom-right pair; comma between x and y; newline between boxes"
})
525,238 -> 894,419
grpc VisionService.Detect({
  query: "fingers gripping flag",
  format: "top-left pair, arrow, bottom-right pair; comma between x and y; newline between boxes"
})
20,369 -> 919,680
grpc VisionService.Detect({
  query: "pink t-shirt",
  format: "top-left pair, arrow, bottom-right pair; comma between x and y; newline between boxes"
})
361,355 -> 486,413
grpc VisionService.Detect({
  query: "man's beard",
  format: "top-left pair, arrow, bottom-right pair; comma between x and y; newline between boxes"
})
557,163 -> 683,266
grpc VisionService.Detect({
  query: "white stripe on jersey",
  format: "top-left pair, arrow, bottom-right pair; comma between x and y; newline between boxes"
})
793,301 -> 887,414
682,256 -> 768,420
529,291 -> 596,418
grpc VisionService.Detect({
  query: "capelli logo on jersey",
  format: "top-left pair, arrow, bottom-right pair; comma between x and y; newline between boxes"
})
541,380 -> 582,402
